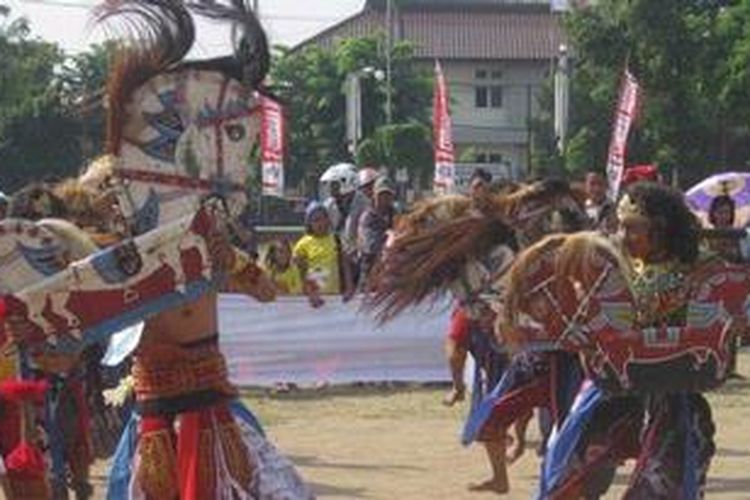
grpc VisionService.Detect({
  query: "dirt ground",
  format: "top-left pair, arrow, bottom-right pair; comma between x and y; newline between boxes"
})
91,353 -> 750,499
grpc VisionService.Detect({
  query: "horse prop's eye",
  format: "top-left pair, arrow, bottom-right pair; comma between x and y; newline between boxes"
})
225,124 -> 246,142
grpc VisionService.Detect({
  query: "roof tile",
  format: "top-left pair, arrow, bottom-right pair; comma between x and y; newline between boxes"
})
297,9 -> 564,61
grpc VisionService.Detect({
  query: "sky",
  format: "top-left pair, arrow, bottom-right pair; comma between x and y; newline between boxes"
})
4,0 -> 366,55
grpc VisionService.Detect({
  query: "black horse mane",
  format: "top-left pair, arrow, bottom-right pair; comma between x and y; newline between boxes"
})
96,0 -> 269,154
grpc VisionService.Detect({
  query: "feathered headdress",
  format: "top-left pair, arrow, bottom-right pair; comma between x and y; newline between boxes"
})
367,179 -> 585,322
96,0 -> 269,154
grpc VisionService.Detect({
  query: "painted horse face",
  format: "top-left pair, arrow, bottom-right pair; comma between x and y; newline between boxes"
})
0,220 -> 68,294
116,70 -> 261,233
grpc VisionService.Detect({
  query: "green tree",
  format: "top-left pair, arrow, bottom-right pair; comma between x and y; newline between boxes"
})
270,44 -> 347,192
355,122 -> 432,188
57,42 -> 114,160
535,0 -> 742,185
0,4 -> 112,191
270,35 -> 431,194
0,6 -> 77,191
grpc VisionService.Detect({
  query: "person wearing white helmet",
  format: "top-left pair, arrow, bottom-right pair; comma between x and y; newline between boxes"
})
320,163 -> 371,297
320,163 -> 359,232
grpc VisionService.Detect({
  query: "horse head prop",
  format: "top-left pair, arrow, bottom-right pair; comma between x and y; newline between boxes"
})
1,0 -> 273,356
97,0 -> 269,233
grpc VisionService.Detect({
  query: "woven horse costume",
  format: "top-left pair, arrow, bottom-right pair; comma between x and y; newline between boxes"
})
502,186 -> 749,498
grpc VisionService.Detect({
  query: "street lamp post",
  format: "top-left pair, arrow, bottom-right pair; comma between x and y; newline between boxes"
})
345,72 -> 363,154
344,66 -> 385,156
554,43 -> 570,156
385,0 -> 394,124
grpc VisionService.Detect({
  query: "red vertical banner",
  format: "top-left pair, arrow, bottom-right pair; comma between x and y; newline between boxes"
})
606,69 -> 641,201
260,94 -> 285,197
433,60 -> 456,195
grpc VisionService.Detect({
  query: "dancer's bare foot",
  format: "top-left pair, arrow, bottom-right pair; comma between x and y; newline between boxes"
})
468,478 -> 509,494
442,386 -> 465,406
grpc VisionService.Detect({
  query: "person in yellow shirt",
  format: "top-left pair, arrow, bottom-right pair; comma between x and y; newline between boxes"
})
293,202 -> 353,307
263,239 -> 303,295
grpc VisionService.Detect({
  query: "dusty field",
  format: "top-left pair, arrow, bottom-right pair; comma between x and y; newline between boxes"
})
91,353 -> 750,499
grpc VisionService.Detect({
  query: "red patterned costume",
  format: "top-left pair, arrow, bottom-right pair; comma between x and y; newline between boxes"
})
503,183 -> 750,498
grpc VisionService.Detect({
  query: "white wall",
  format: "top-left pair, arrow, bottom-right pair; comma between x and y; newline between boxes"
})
426,59 -> 551,175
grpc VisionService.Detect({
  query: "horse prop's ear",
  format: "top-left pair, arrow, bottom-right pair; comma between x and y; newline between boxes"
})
186,0 -> 270,89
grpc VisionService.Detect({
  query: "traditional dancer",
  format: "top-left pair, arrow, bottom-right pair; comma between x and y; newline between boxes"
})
5,0 -> 315,498
97,0 -> 313,495
5,188 -> 103,500
370,179 -> 588,495
503,182 -> 747,498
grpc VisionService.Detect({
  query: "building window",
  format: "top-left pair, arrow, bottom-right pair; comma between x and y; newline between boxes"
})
489,153 -> 504,164
475,66 -> 502,109
490,85 -> 503,108
475,86 -> 488,108
474,151 -> 503,164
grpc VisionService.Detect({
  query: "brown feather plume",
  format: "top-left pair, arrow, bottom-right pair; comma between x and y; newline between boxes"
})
368,214 -> 517,322
368,178 -> 585,323
555,232 -> 629,290
94,0 -> 195,154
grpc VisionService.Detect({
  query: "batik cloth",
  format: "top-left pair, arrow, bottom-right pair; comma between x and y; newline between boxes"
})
107,338 -> 313,500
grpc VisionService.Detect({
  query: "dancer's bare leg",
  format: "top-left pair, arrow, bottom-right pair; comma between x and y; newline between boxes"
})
469,428 -> 510,494
507,410 -> 533,464
0,474 -> 12,500
443,339 -> 467,406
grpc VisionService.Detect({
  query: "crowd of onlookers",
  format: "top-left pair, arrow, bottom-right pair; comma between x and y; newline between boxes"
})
583,167 -> 750,262
260,163 -> 398,307
2,164 -> 748,308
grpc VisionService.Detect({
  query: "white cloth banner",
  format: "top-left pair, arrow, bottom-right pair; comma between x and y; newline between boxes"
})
218,294 -> 454,387
606,69 -> 640,201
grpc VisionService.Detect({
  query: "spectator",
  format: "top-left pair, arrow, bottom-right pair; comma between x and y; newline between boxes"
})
320,163 -> 369,288
357,177 -> 396,290
358,167 -> 380,203
0,192 -> 7,220
584,172 -> 614,229
706,195 -> 741,262
709,194 -> 736,229
319,163 -> 362,239
706,194 -> 744,375
263,239 -> 303,295
469,168 -> 493,199
293,202 -> 353,307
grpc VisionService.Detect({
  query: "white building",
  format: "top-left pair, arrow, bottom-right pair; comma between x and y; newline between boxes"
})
294,0 -> 565,178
